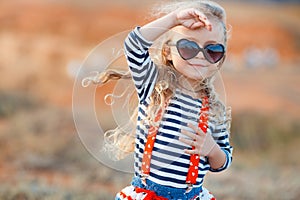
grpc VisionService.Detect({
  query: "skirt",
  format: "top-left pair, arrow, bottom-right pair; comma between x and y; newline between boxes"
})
115,177 -> 215,200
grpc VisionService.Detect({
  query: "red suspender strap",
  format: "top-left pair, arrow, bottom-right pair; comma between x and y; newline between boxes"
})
141,97 -> 209,188
141,108 -> 163,176
186,96 -> 209,186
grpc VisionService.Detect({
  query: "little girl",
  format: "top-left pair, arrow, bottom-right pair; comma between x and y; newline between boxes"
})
87,0 -> 232,199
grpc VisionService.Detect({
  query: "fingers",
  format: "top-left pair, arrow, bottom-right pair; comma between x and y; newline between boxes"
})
180,124 -> 203,144
181,129 -> 196,140
184,149 -> 198,155
187,123 -> 205,136
180,123 -> 205,142
179,136 -> 200,155
180,123 -> 206,155
188,9 -> 211,31
179,137 -> 189,146
190,21 -> 205,30
194,10 -> 212,31
176,8 -> 212,31
179,133 -> 195,146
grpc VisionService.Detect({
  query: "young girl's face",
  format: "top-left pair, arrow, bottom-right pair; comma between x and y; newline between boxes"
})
168,18 -> 225,82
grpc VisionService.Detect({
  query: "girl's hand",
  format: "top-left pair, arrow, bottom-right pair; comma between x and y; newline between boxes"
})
175,8 -> 212,31
179,123 -> 216,157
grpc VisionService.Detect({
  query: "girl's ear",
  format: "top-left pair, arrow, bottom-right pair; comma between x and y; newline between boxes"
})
162,44 -> 172,61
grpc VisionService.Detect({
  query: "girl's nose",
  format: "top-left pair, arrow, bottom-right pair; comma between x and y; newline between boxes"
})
194,51 -> 206,60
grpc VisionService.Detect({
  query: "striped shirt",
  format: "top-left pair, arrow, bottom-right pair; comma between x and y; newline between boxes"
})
124,27 -> 233,189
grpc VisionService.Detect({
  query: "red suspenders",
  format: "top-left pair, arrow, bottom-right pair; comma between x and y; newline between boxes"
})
141,96 -> 209,192
186,96 -> 209,192
141,108 -> 163,176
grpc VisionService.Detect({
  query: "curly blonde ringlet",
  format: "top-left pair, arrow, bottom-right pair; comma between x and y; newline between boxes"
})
83,0 -> 232,161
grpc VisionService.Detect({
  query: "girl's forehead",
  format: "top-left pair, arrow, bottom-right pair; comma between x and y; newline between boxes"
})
170,22 -> 224,44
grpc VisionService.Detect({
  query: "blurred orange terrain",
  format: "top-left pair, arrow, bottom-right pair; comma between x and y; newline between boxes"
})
0,1 -> 299,105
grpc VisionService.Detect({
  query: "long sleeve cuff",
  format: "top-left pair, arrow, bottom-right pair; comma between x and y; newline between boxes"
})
209,148 -> 232,173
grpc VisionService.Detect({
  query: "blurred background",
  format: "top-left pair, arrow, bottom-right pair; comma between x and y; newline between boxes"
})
0,0 -> 299,199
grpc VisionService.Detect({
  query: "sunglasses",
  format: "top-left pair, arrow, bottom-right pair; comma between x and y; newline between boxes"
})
168,39 -> 225,64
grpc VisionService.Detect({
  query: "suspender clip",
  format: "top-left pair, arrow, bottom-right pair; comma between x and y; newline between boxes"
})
185,183 -> 193,194
141,174 -> 148,186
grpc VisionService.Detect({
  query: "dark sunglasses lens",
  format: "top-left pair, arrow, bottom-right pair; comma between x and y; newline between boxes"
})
205,44 -> 225,63
177,39 -> 200,60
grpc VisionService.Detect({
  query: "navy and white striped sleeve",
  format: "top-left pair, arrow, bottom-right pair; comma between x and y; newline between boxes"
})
124,27 -> 158,102
209,116 -> 233,172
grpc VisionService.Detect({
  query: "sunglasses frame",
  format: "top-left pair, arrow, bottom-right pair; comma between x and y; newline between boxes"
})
168,39 -> 226,64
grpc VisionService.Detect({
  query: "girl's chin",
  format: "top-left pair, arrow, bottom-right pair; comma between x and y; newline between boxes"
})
184,72 -> 209,81
174,67 -> 214,81
181,74 -> 206,83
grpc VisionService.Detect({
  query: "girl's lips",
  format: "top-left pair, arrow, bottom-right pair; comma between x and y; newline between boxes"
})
186,60 -> 209,67
190,64 -> 208,68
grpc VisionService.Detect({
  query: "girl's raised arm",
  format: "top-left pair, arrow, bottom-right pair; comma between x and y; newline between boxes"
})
139,8 -> 212,42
